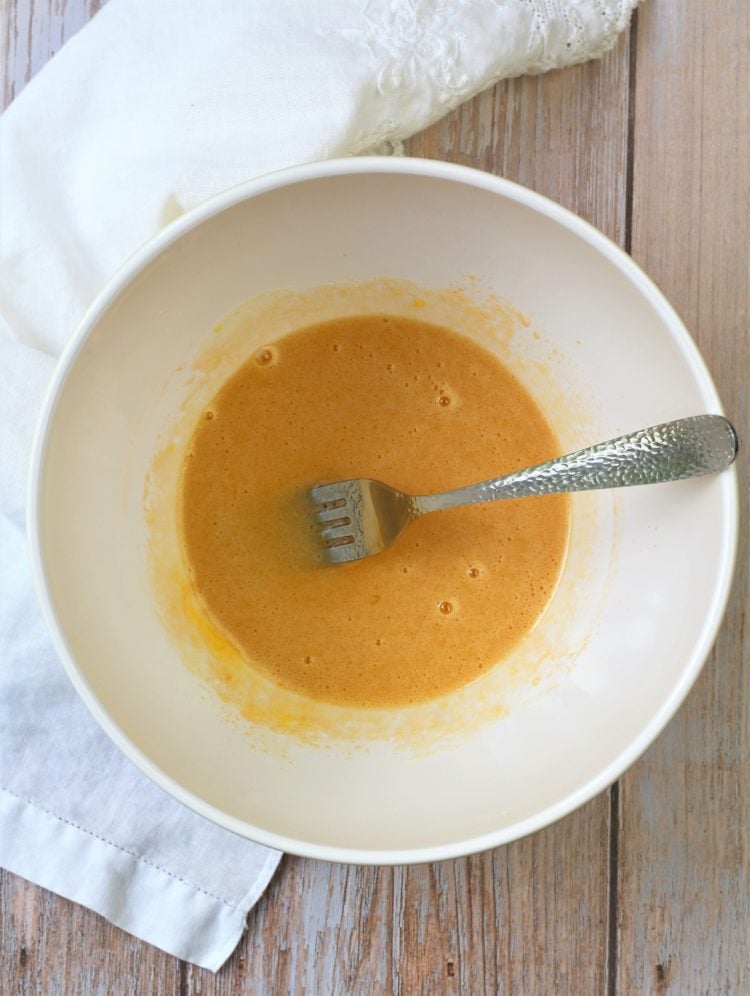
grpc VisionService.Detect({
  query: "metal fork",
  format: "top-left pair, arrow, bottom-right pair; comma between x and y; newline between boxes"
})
310,415 -> 738,564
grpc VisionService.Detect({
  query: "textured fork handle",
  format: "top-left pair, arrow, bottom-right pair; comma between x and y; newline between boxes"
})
415,415 -> 738,513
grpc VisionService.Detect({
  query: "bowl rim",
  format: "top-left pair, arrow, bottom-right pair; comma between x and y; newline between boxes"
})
28,156 -> 740,865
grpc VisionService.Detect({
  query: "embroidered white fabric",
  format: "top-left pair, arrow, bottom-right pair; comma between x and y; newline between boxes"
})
0,0 -> 638,972
339,0 -> 638,151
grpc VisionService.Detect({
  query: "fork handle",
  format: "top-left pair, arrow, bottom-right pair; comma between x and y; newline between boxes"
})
414,415 -> 738,514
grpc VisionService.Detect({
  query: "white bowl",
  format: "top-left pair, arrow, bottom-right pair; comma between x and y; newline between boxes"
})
29,158 -> 738,863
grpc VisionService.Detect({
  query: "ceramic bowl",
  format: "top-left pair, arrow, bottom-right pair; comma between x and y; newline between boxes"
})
29,158 -> 738,862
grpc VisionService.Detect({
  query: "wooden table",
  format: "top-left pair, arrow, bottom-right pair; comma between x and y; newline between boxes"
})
3,2 -> 748,992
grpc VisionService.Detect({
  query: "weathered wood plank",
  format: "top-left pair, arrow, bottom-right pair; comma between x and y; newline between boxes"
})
406,45 -> 630,243
196,806 -> 613,996
1,0 -> 102,109
617,2 -> 750,993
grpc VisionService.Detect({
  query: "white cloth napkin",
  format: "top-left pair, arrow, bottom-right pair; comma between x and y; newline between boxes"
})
0,0 -> 637,971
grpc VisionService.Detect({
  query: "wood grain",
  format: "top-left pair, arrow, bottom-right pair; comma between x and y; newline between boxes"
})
616,2 -> 750,993
3,0 -> 748,993
1,0 -> 102,109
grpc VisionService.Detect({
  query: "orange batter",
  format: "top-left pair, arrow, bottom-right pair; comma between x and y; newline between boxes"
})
179,315 -> 569,708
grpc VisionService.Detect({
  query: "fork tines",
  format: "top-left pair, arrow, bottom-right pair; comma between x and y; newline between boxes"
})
310,482 -> 358,558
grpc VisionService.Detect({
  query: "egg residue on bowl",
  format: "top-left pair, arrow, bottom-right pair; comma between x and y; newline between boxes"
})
145,277 -> 607,750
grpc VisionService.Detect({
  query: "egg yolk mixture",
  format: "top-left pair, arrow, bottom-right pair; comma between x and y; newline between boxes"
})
179,315 -> 569,708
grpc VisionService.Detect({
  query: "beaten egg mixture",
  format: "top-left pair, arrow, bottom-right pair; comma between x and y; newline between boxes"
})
179,315 -> 569,708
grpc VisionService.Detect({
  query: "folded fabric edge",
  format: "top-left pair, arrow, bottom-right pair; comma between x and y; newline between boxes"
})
0,787 -> 281,972
214,847 -> 283,970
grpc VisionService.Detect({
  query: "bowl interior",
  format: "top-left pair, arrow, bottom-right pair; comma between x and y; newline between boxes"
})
34,162 -> 736,861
